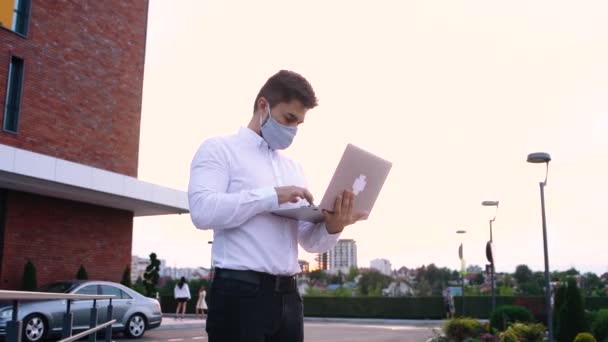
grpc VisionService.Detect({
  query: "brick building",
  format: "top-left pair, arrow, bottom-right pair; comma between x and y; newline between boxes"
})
0,1 -> 188,289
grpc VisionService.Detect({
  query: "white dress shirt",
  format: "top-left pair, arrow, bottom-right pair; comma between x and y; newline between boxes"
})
188,127 -> 340,276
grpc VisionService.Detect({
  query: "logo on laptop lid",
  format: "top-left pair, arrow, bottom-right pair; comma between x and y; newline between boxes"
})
352,174 -> 367,195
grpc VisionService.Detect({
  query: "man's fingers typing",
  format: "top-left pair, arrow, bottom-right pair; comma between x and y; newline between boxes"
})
303,189 -> 314,205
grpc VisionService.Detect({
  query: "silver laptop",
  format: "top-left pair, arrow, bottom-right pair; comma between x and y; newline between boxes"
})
270,144 -> 392,223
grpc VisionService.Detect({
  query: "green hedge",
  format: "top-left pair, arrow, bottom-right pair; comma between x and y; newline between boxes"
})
453,296 -> 517,319
303,296 -> 445,319
586,297 -> 608,312
158,295 -> 608,319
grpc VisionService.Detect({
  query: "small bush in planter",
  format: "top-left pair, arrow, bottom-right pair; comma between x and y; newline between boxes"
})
490,305 -> 534,332
444,318 -> 485,341
504,322 -> 545,342
574,332 -> 597,342
499,330 -> 518,342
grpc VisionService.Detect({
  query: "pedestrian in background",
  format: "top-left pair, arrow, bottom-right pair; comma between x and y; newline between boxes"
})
174,277 -> 191,319
196,285 -> 208,319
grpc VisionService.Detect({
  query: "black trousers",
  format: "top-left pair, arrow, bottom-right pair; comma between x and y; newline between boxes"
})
206,269 -> 303,342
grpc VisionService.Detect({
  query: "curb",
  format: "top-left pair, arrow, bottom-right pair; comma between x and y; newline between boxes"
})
157,315 -> 446,330
304,317 -> 445,327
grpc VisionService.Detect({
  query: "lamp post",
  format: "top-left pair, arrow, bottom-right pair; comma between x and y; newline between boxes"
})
527,152 -> 553,342
482,200 -> 499,313
456,230 -> 466,316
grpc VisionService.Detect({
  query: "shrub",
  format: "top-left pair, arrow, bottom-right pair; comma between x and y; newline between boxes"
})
76,264 -> 89,280
505,322 -> 545,342
591,309 -> 608,342
499,330 -> 518,342
574,332 -> 598,342
20,260 -> 37,291
555,278 -> 586,342
490,305 -> 534,332
444,317 -> 485,341
121,265 -> 132,288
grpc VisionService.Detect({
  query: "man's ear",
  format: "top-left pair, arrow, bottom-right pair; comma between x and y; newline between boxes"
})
257,97 -> 269,112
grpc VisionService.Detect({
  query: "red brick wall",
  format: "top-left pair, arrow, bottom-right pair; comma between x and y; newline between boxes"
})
0,0 -> 149,177
1,190 -> 133,290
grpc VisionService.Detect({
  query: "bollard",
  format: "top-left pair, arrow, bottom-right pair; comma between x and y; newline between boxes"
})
62,300 -> 73,339
7,301 -> 22,342
88,300 -> 98,342
105,299 -> 113,342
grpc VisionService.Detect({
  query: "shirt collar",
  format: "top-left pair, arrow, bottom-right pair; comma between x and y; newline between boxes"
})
238,127 -> 269,149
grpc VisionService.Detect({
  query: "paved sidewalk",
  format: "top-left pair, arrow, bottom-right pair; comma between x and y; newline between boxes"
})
158,314 -> 445,330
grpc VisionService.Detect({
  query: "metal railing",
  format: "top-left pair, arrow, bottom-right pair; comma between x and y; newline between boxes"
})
0,290 -> 116,342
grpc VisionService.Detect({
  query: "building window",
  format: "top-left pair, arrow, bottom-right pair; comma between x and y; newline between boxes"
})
3,56 -> 24,133
0,0 -> 30,35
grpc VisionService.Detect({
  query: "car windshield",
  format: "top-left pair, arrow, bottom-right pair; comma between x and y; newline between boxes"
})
38,281 -> 80,293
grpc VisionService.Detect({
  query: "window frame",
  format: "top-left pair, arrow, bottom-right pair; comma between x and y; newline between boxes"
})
8,0 -> 31,36
3,55 -> 25,134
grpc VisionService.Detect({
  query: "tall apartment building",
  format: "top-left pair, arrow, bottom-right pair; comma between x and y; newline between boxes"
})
0,1 -> 188,289
315,252 -> 329,271
370,258 -> 392,276
328,239 -> 357,274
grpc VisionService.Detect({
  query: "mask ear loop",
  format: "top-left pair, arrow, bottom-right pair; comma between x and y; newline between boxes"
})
259,100 -> 272,127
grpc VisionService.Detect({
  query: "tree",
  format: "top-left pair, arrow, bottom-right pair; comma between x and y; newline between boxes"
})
514,265 -> 533,285
581,272 -> 602,296
358,270 -> 392,296
467,265 -> 483,274
346,267 -> 359,282
502,274 -> 515,288
309,269 -> 328,287
121,265 -> 132,288
415,264 -> 454,296
472,273 -> 485,286
519,281 -> 543,295
416,279 -> 432,297
563,268 -> 580,277
143,253 -> 161,297
21,260 -> 37,291
76,265 -> 89,280
555,278 -> 586,342
132,276 -> 146,295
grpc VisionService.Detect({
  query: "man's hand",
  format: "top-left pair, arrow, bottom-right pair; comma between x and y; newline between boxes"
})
323,190 -> 368,234
275,186 -> 314,205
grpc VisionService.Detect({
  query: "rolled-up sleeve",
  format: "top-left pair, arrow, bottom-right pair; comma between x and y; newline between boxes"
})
188,139 -> 278,230
298,221 -> 341,253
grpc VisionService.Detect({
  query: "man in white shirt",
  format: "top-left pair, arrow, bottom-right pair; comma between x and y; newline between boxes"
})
188,70 -> 367,342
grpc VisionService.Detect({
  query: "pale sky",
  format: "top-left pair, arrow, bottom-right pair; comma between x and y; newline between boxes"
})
133,0 -> 608,275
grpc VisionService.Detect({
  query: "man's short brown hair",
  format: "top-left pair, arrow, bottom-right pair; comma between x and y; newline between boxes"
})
253,70 -> 318,111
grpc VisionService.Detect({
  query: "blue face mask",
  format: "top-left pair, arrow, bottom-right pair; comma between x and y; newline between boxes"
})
260,104 -> 297,150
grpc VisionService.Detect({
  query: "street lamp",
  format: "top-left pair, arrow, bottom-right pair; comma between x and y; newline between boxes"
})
456,230 -> 466,316
482,200 -> 499,313
527,152 -> 553,342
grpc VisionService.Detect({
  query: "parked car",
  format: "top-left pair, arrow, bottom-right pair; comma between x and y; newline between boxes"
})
0,280 -> 162,342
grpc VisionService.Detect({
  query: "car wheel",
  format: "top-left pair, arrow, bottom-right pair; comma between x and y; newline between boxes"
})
22,314 -> 47,342
125,314 -> 146,339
